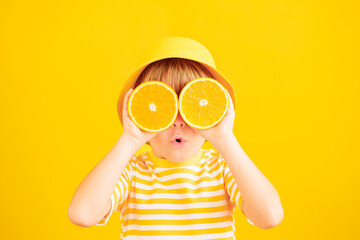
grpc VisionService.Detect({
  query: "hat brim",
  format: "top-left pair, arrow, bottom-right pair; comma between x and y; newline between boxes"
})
117,59 -> 236,128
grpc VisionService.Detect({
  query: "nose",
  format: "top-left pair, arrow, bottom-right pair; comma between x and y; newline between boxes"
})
172,114 -> 185,128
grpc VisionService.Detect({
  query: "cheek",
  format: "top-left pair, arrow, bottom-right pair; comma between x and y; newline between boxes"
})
150,131 -> 169,145
186,129 -> 204,142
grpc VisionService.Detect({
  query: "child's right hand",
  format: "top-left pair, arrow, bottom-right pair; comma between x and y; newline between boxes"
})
121,88 -> 159,145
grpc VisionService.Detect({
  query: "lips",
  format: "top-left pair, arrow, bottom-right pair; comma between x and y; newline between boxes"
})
170,135 -> 187,148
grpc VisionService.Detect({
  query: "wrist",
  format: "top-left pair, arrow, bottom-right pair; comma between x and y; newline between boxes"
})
209,133 -> 236,150
120,133 -> 145,149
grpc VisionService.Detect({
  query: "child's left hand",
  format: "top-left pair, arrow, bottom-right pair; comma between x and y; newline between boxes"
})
190,91 -> 235,144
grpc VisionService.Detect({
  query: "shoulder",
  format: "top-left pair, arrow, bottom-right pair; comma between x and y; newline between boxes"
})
203,148 -> 217,158
202,148 -> 225,167
130,151 -> 145,161
129,150 -> 152,168
207,148 -> 223,159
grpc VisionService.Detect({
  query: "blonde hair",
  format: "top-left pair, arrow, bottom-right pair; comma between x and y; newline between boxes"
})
134,58 -> 215,95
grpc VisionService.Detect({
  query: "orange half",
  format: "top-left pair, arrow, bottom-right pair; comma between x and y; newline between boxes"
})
128,81 -> 178,132
179,78 -> 229,129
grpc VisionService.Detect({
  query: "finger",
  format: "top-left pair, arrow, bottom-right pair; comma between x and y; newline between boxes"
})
225,89 -> 234,113
123,88 -> 133,118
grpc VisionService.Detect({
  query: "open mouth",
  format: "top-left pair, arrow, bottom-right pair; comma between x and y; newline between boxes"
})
171,137 -> 186,148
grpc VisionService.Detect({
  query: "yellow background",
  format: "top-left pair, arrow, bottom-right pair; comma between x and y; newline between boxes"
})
1,0 -> 359,239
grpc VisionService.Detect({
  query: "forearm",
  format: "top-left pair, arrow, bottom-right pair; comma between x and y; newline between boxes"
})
211,134 -> 283,228
68,134 -> 143,225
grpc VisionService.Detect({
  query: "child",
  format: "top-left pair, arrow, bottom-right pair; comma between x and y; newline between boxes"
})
68,37 -> 284,239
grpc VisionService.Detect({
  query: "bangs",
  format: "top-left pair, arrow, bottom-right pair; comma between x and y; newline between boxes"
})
135,58 -> 215,96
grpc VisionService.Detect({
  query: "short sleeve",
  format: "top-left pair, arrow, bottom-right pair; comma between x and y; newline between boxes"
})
95,155 -> 136,226
220,152 -> 255,225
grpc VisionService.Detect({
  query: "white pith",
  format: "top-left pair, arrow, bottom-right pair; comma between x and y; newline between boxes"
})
149,103 -> 156,112
199,99 -> 208,106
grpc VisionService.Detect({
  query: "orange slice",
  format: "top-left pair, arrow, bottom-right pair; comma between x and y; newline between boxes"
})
179,78 -> 229,129
128,81 -> 178,132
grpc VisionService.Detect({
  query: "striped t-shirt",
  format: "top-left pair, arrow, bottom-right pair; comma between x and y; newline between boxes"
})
96,148 -> 253,239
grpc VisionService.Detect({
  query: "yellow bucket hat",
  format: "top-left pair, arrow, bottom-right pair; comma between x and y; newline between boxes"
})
117,36 -> 236,127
